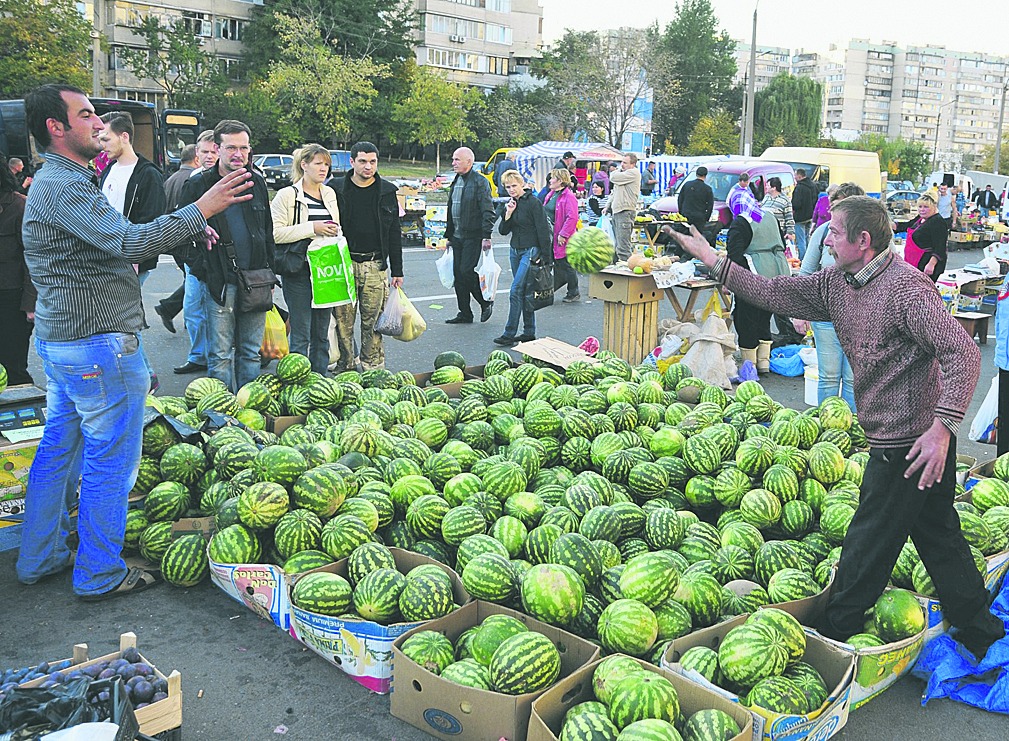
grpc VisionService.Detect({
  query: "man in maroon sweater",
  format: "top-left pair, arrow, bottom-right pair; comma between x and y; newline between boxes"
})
671,196 -> 1005,660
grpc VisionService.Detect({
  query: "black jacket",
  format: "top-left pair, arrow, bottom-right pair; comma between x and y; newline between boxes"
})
974,189 -> 1001,210
330,171 -> 404,277
178,166 -> 275,306
896,212 -> 949,277
99,154 -> 166,272
791,178 -> 818,222
677,178 -> 714,227
498,190 -> 552,259
445,170 -> 496,242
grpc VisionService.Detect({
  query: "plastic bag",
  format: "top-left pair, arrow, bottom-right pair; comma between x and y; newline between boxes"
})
769,344 -> 806,377
375,289 -> 405,337
476,249 -> 502,302
969,375 -> 999,443
597,214 -> 616,244
307,237 -> 355,308
395,290 -> 427,342
436,247 -> 454,289
261,306 -> 289,360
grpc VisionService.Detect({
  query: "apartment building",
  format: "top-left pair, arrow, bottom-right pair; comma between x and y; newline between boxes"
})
733,42 -> 791,92
414,0 -> 543,90
81,0 -> 256,106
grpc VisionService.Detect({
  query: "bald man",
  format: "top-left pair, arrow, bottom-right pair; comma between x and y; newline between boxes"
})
445,147 -> 496,324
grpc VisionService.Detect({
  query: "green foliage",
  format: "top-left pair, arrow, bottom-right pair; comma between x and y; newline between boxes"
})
686,111 -> 739,155
469,87 -> 542,159
844,133 -> 930,183
752,74 -> 823,153
391,64 -> 481,172
530,30 -> 608,140
646,0 -> 737,153
976,136 -> 1009,174
262,16 -> 388,148
0,0 -> 92,98
119,18 -> 227,107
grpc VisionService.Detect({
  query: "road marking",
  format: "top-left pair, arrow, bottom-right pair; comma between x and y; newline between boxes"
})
408,288 -> 511,303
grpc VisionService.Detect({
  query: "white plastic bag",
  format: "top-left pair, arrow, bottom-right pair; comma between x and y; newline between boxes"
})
597,214 -> 616,244
969,375 -> 999,444
475,249 -> 502,302
435,247 -> 454,289
375,289 -> 406,337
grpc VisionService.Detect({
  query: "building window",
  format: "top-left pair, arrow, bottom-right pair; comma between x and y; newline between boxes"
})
485,24 -> 512,44
218,57 -> 245,81
215,18 -> 246,41
486,0 -> 510,10
488,56 -> 509,75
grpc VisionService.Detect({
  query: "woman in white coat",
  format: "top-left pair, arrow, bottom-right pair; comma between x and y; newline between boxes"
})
271,144 -> 341,373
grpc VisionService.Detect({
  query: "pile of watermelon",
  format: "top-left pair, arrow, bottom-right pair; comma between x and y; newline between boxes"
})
559,654 -> 742,740
289,545 -> 459,624
400,614 -> 561,695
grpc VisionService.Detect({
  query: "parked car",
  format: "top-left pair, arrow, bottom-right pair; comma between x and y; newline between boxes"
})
328,150 -> 352,179
886,189 -> 923,217
649,159 -> 796,229
256,154 -> 294,188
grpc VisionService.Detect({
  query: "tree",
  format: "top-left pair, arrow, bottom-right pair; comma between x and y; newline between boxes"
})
469,86 -> 542,159
646,0 -> 737,153
752,74 -> 823,153
117,18 -> 223,107
530,30 -> 607,140
261,16 -> 387,148
686,111 -> 739,155
391,64 -> 481,172
0,0 -> 91,98
978,136 -> 1009,174
848,133 -> 931,184
594,32 -> 652,148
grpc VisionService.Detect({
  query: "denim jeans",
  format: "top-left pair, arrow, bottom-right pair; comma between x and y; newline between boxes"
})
17,332 -> 148,595
811,320 -> 856,412
503,246 -> 536,338
206,283 -> 268,391
795,221 -> 811,260
282,267 -> 331,373
183,265 -> 208,366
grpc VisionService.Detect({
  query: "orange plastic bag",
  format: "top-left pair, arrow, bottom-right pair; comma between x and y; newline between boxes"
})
261,306 -> 289,360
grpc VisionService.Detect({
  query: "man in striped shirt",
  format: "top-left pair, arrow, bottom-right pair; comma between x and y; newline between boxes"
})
17,84 -> 253,601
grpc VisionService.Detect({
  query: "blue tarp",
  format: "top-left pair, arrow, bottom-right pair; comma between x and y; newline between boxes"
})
912,565 -> 1009,713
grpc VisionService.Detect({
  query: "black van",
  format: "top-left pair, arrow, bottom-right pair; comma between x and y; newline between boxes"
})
0,97 -> 201,176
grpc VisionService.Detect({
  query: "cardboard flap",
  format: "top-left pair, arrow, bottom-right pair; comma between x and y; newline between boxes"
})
511,338 -> 599,369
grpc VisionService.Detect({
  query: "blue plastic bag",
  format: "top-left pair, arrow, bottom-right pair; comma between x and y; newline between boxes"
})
912,565 -> 1009,713
769,344 -> 806,377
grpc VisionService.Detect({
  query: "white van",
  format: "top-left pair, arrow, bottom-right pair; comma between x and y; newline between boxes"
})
760,147 -> 884,198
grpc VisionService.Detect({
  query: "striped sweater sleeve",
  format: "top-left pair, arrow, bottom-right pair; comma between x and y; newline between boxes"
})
714,259 -> 832,322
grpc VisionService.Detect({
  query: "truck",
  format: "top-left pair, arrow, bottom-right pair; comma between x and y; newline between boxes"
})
0,97 -> 201,176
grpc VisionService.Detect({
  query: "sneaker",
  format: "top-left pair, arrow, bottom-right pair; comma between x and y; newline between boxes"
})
480,303 -> 494,323
493,335 -> 518,346
562,294 -> 581,303
446,314 -> 474,324
516,334 -> 536,342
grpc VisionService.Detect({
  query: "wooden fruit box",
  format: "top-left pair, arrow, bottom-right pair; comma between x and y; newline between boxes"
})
21,631 -> 182,737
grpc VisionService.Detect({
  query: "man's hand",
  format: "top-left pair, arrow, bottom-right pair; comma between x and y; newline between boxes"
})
391,276 -> 404,289
194,169 -> 254,220
904,419 -> 952,490
25,311 -> 34,322
924,259 -> 937,277
199,225 -> 220,251
666,224 -> 720,268
481,238 -> 492,251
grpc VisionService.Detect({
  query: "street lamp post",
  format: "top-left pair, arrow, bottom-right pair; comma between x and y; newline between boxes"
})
932,99 -> 956,173
743,3 -> 758,156
995,77 -> 1008,175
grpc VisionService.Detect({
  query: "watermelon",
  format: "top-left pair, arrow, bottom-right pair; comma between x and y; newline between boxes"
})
597,599 -> 659,657
208,523 -> 261,564
872,588 -> 925,642
461,552 -> 517,602
159,443 -> 208,487
273,509 -> 323,560
520,563 -> 585,626
671,572 -> 722,629
283,549 -> 334,574
746,675 -> 807,714
471,615 -> 528,666
292,572 -> 353,615
567,227 -> 615,274
353,567 -> 407,622
682,709 -> 741,741
320,514 -> 373,560
783,662 -> 829,712
143,481 -> 189,523
161,533 -> 209,587
619,552 -> 681,608
608,671 -> 680,729
441,659 -> 492,690
237,481 -> 290,531
277,353 -> 312,384
748,608 -> 806,664
486,630 -> 561,694
678,646 -> 720,685
401,630 -> 455,675
561,712 -> 621,740
717,621 -> 789,688
399,571 -> 455,621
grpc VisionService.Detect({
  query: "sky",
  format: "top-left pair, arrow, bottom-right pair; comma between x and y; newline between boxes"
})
541,0 -> 1009,58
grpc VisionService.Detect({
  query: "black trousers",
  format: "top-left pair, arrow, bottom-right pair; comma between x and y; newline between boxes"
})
732,300 -> 771,349
553,257 -> 579,298
819,440 -> 998,641
998,369 -> 1009,456
158,282 -> 186,320
452,237 -> 487,318
0,289 -> 33,386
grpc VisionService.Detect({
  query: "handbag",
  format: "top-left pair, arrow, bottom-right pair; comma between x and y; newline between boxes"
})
222,241 -> 279,314
527,260 -> 554,311
275,195 -> 312,275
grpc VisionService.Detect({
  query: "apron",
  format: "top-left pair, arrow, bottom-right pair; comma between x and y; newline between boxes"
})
903,222 -> 926,269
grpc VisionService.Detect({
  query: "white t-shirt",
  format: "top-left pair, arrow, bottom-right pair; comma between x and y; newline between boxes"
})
102,160 -> 138,215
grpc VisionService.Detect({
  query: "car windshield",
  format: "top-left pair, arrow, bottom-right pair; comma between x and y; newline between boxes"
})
677,172 -> 741,201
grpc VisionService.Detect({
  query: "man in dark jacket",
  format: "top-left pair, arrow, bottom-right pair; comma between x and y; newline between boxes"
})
330,141 -> 404,371
973,184 -> 1001,212
179,120 -> 275,392
98,111 -> 167,391
445,147 -> 496,324
677,166 -> 715,241
791,168 -> 818,258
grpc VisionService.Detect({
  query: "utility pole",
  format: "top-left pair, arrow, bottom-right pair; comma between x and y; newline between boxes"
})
995,78 -> 1008,175
739,71 -> 748,155
743,4 -> 758,156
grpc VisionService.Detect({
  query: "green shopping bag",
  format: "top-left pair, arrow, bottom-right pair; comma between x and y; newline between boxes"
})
307,237 -> 356,308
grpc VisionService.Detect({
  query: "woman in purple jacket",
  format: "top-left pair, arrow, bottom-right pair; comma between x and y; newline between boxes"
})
544,169 -> 581,302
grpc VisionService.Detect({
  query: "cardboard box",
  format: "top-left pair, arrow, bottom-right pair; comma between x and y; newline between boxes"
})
0,439 -> 37,513
266,414 -> 307,435
589,268 -> 662,305
20,632 -> 182,738
958,293 -> 984,312
773,589 -> 924,710
208,549 -> 292,631
290,548 -> 470,695
663,613 -> 854,740
528,656 -> 752,741
511,338 -> 599,370
390,601 -> 600,741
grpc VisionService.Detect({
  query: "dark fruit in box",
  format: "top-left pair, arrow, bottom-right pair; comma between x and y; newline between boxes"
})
152,678 -> 168,694
122,647 -> 142,663
131,680 -> 155,704
133,663 -> 153,677
98,668 -> 115,679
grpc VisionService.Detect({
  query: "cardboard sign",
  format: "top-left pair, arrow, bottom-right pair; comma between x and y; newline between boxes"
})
171,516 -> 216,542
511,337 -> 599,370
208,550 -> 291,631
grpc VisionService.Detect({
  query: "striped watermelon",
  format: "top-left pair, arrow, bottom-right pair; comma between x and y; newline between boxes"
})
746,676 -> 807,714
682,709 -> 741,741
283,549 -> 334,574
291,465 -> 350,518
735,437 -> 777,476
653,600 -> 693,641
320,514 -> 372,560
461,552 -> 517,602
273,509 -> 322,560
739,489 -> 782,530
208,523 -> 261,564
520,563 -> 585,626
560,712 -> 621,740
717,621 -> 789,688
783,662 -> 829,713
607,671 -> 680,729
619,552 -> 681,608
143,481 -> 189,523
748,608 -> 806,664
441,659 -> 492,690
401,630 -> 456,675
597,599 -> 658,657
161,533 -> 209,587
671,572 -> 723,628
254,445 -> 308,486
488,631 -> 561,694
399,571 -> 455,621
678,646 -> 721,685
549,532 -> 603,587
159,443 -> 208,487
237,481 -> 290,531
353,567 -> 407,622
292,572 -> 353,615
767,568 -> 821,603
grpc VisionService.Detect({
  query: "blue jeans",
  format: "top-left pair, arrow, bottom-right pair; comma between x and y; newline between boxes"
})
811,321 -> 856,412
282,267 -> 331,374
795,221 -> 811,259
184,265 -> 208,365
17,332 -> 148,595
504,246 -> 537,338
206,283 -> 268,391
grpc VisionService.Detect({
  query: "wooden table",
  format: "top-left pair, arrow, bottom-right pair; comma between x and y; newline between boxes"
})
954,311 -> 990,344
664,279 -> 733,327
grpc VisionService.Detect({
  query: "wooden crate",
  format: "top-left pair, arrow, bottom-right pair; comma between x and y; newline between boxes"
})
21,632 -> 182,737
600,298 -> 660,364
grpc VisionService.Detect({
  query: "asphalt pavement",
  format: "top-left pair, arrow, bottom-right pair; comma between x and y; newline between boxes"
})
2,241 -> 1005,739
